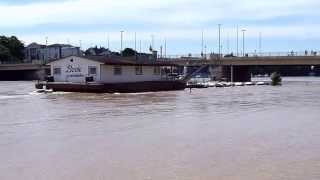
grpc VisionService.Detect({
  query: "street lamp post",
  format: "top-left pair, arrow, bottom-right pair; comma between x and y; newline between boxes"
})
242,29 -> 246,57
259,32 -> 262,56
120,31 -> 124,54
45,37 -> 48,64
151,35 -> 155,50
236,25 -> 239,56
164,38 -> 167,58
201,29 -> 204,58
107,33 -> 110,50
218,24 -> 222,59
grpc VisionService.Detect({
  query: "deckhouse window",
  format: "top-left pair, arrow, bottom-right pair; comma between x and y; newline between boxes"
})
114,66 -> 122,75
154,66 -> 160,75
135,66 -> 143,75
88,66 -> 97,75
53,67 -> 61,75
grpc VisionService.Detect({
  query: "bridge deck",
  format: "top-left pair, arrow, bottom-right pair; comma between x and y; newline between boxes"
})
0,64 -> 50,71
164,56 -> 320,66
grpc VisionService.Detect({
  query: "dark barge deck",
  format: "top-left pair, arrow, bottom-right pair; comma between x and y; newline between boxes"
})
35,81 -> 186,93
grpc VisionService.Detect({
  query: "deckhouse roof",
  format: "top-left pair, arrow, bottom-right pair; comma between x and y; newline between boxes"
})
49,55 -> 178,66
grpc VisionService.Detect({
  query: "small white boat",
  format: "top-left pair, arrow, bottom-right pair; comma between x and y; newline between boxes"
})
234,82 -> 244,86
244,82 -> 255,86
207,82 -> 216,87
215,82 -> 225,87
36,89 -> 53,93
224,82 -> 233,87
256,81 -> 267,85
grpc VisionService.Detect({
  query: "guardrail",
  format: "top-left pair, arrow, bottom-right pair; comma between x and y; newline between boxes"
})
0,60 -> 47,65
160,51 -> 320,60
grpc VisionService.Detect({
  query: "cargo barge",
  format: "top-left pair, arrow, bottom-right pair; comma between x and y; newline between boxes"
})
35,55 -> 186,93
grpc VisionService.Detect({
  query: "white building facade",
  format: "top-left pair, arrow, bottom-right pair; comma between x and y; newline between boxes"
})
25,43 -> 81,63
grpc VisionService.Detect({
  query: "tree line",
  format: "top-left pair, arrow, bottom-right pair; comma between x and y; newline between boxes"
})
0,36 -> 25,62
0,35 -> 142,63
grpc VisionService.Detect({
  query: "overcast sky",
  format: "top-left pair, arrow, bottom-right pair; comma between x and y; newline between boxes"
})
1,0 -> 320,55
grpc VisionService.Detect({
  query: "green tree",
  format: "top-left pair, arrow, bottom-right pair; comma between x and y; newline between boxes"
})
0,36 -> 25,62
122,48 -> 137,57
0,44 -> 11,61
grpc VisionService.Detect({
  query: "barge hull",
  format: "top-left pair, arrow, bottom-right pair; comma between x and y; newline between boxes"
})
36,81 -> 186,93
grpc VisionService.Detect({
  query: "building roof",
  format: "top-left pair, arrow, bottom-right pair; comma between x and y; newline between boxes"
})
48,44 -> 74,48
49,55 -> 178,66
86,55 -> 177,66
26,43 -> 78,48
26,43 -> 46,48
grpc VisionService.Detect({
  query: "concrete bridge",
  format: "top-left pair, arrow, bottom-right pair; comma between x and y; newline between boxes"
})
160,55 -> 320,82
165,56 -> 320,66
0,63 -> 49,80
1,55 -> 320,81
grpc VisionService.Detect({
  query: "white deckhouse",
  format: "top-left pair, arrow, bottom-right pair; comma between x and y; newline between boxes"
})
48,55 -> 178,84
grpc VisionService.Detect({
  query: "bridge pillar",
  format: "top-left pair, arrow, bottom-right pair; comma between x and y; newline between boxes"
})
230,65 -> 234,82
209,65 -> 223,81
222,65 -> 251,82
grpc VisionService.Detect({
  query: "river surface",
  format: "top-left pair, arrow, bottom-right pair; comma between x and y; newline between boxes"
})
0,77 -> 320,180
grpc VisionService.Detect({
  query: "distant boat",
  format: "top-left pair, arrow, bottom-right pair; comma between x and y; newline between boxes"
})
186,82 -> 208,89
244,82 -> 255,86
256,81 -> 267,85
215,82 -> 225,88
234,82 -> 244,86
224,82 -> 233,87
207,82 -> 216,87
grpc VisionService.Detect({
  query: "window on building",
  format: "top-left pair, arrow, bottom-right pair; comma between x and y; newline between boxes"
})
88,66 -> 97,75
135,66 -> 143,75
114,66 -> 122,75
154,66 -> 160,75
53,67 -> 61,75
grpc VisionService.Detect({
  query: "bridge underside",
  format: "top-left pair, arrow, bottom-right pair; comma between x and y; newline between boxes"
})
250,65 -> 320,76
0,69 -> 49,81
221,65 -> 320,82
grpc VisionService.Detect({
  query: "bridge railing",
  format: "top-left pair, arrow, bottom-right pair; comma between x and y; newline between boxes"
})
0,60 -> 46,65
245,51 -> 320,57
160,51 -> 320,61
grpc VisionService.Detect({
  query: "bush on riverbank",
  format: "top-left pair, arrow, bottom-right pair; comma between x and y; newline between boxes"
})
271,72 -> 282,86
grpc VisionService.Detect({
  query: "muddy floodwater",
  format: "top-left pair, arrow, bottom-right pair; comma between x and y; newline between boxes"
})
1,77 -> 320,180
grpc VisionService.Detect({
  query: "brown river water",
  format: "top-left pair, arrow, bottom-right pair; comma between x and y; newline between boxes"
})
0,77 -> 320,180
